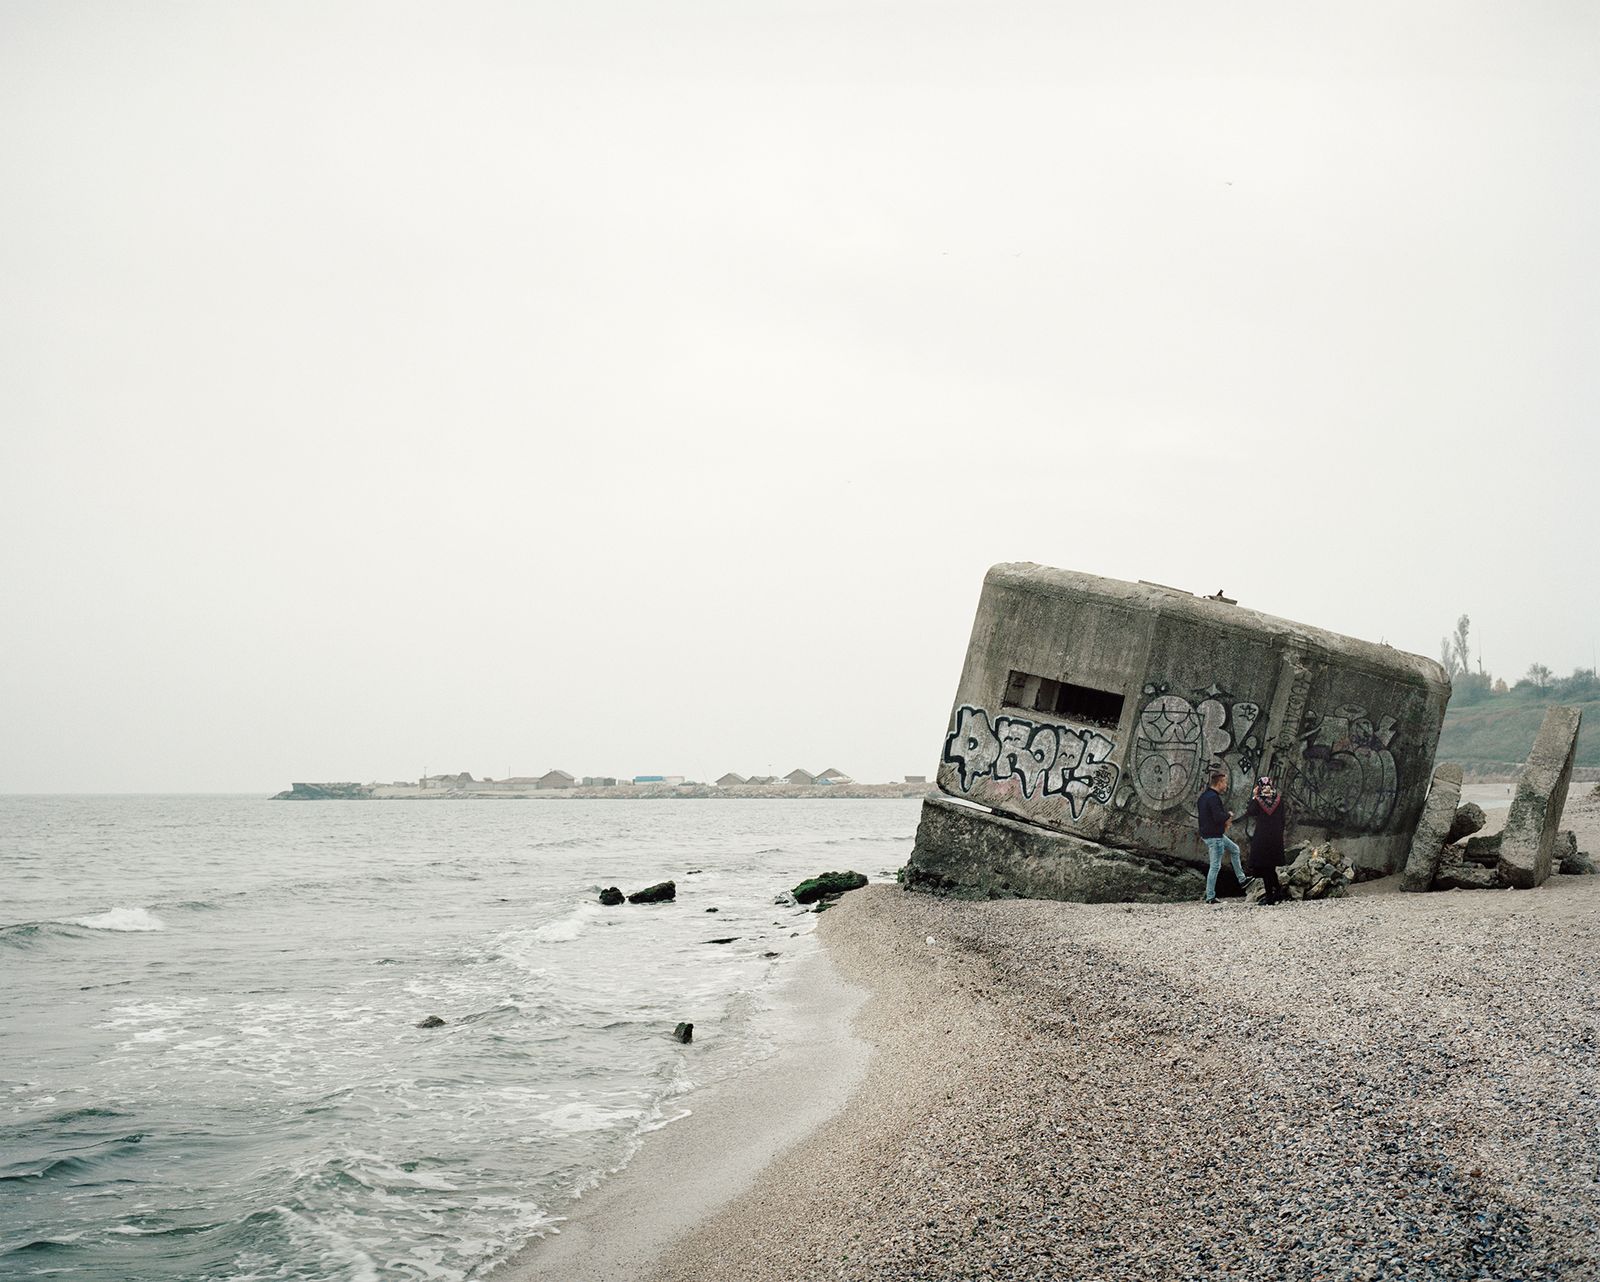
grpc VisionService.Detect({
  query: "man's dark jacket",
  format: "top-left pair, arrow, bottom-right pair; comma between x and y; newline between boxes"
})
1197,788 -> 1230,838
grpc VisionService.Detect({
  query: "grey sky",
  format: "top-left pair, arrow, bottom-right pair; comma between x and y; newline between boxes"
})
3,2 -> 1596,792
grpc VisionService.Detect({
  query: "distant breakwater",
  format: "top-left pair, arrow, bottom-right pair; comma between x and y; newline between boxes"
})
271,781 -> 935,801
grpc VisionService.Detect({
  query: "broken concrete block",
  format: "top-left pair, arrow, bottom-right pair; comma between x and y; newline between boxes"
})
904,796 -> 1205,903
1445,802 -> 1487,846
1496,705 -> 1583,890
1462,832 -> 1502,866
1434,852 -> 1500,892
1400,762 -> 1462,892
1558,832 -> 1596,875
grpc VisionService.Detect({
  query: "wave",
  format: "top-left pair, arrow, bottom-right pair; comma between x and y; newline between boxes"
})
66,907 -> 166,932
0,1153 -> 99,1183
531,903 -> 602,944
0,920 -> 52,946
0,1133 -> 145,1184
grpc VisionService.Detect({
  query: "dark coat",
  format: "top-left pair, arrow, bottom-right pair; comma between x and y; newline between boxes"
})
1244,797 -> 1288,872
1196,789 -> 1230,838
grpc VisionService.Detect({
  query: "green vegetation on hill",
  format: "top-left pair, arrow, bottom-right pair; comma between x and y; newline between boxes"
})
1437,692 -> 1600,768
1432,616 -> 1596,769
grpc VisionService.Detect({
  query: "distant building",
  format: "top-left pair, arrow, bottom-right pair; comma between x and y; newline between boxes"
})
905,774 -> 927,784
715,772 -> 747,787
747,775 -> 778,785
815,767 -> 853,785
536,769 -> 577,789
633,774 -> 686,786
784,768 -> 816,786
581,776 -> 617,787
422,772 -> 475,788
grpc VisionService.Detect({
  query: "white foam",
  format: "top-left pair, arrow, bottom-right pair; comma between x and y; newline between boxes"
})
68,906 -> 166,932
532,903 -> 601,944
536,1101 -> 646,1134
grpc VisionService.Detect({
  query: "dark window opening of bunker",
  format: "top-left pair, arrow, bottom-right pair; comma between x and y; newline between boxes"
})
1003,670 -> 1126,729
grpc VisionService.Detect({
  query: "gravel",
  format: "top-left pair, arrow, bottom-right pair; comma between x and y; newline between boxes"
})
649,836 -> 1600,1281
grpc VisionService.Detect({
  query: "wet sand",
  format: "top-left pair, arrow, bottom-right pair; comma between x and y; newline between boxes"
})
510,784 -> 1600,1280
500,945 -> 871,1282
649,785 -> 1600,1280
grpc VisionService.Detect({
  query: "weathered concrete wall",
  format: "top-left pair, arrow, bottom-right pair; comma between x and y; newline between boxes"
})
931,564 -> 1452,878
906,796 -> 1205,903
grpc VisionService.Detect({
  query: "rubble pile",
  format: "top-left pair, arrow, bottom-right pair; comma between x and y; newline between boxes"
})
1403,704 -> 1591,893
1279,844 -> 1356,900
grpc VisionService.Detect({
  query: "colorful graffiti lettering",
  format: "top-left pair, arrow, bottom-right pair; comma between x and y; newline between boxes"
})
942,705 -> 1119,819
1127,683 -> 1263,812
1288,704 -> 1401,830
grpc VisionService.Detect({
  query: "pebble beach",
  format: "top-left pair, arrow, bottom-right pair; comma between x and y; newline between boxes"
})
645,790 -> 1600,1281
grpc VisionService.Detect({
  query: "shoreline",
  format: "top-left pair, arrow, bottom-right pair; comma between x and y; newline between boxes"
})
641,787 -> 1600,1280
500,787 -> 1600,1280
499,942 -> 872,1282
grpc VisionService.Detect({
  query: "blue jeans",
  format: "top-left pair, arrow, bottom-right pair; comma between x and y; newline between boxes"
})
1203,835 -> 1246,901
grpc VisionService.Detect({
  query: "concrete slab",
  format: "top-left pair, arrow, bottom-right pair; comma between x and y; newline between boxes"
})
1496,705 -> 1583,890
904,796 -> 1205,903
1400,762 -> 1462,892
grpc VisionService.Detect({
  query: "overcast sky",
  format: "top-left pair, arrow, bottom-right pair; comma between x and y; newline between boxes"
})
2,2 -> 1596,792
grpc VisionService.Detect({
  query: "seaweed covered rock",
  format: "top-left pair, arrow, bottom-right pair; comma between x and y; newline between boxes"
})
627,880 -> 677,904
598,886 -> 625,906
791,871 -> 868,905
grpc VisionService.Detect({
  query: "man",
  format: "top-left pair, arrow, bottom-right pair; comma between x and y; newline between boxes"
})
1197,767 -> 1249,905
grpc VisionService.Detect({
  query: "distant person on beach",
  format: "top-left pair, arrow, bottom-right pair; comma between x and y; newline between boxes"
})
1243,775 -> 1288,905
1197,767 -> 1248,905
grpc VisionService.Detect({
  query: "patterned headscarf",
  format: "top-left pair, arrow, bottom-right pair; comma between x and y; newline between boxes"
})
1253,775 -> 1282,815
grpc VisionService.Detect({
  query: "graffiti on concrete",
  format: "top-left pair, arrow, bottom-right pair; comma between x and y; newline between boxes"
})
942,705 -> 1119,818
1288,704 -> 1401,830
1127,683 -> 1264,812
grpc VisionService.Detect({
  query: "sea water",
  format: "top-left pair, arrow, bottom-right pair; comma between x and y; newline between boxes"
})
0,795 -> 919,1280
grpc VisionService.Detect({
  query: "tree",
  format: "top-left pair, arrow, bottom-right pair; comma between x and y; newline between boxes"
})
1552,667 -> 1600,701
1439,639 -> 1459,677
1526,662 -> 1553,691
1452,615 -> 1471,678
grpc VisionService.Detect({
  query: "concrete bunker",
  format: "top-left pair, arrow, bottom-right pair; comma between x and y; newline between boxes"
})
906,564 -> 1452,901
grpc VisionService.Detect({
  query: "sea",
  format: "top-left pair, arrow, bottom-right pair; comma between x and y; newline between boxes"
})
0,794 -> 921,1281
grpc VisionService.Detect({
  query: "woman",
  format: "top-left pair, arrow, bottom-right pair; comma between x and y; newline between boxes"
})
1243,775 -> 1289,905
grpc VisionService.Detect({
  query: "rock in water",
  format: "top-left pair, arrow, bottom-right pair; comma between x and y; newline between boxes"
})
598,886 -> 625,906
1400,763 -> 1462,892
1496,705 -> 1583,889
1445,802 -> 1487,845
416,1015 -> 446,1029
672,1022 -> 693,1044
627,880 -> 677,904
791,871 -> 868,904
